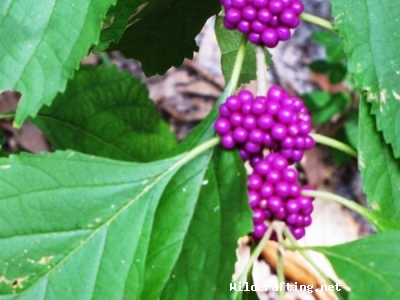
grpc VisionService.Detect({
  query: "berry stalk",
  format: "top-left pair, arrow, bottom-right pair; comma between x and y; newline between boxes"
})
256,45 -> 267,96
301,189 -> 385,232
227,35 -> 249,97
311,133 -> 358,158
300,12 -> 335,32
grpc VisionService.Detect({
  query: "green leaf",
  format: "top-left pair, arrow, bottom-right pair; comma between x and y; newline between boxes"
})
308,60 -> 347,84
313,231 -> 400,299
215,16 -> 273,85
0,0 -> 116,126
110,0 -> 221,76
358,99 -> 400,222
311,31 -> 346,63
330,0 -> 400,157
0,90 -> 251,299
301,91 -> 349,124
30,65 -> 176,162
95,0 -> 147,52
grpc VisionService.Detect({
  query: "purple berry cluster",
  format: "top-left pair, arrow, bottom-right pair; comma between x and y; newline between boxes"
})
214,86 -> 315,240
220,0 -> 304,47
248,153 -> 314,240
214,86 -> 314,164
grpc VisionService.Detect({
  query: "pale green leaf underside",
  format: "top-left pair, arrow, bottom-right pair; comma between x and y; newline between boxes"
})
314,231 -> 400,299
0,0 -> 116,126
330,0 -> 400,157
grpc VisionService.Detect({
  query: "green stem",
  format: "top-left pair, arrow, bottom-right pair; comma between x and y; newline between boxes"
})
300,12 -> 335,32
0,112 -> 15,120
226,35 -> 248,96
277,247 -> 285,300
99,52 -> 113,67
301,189 -> 384,231
311,133 -> 358,158
255,45 -> 267,96
176,136 -> 220,168
232,225 -> 274,300
283,227 -> 335,287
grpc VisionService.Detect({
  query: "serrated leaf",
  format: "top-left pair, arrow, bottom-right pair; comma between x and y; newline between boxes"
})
313,231 -> 400,299
0,0 -> 116,126
330,0 -> 400,157
215,16 -> 273,85
358,99 -> 400,221
95,0 -> 147,52
110,0 -> 221,76
0,89 -> 251,299
30,65 -> 176,162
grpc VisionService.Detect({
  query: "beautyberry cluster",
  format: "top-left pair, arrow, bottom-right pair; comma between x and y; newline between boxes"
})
214,86 -> 314,164
248,153 -> 314,240
214,86 -> 315,240
220,0 -> 304,47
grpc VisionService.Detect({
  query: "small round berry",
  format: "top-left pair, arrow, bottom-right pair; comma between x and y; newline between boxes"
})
264,210 -> 272,220
298,196 -> 313,212
286,199 -> 300,214
274,207 -> 287,220
253,222 -> 267,239
267,100 -> 281,115
250,154 -> 263,168
239,90 -> 254,103
292,98 -> 304,112
269,15 -> 280,27
239,148 -> 250,161
261,28 -> 279,48
289,183 -> 301,197
214,118 -> 231,134
233,127 -> 248,143
298,121 -> 312,135
259,199 -> 268,210
291,149 -> 303,162
221,0 -> 232,8
280,8 -> 297,27
248,190 -> 261,208
251,19 -> 266,33
242,115 -> 257,130
230,112 -> 243,127
226,95 -> 242,111
295,136 -> 305,149
277,26 -> 291,41
238,20 -> 251,33
267,169 -> 281,184
226,8 -> 242,24
242,5 -> 257,21
244,140 -> 262,153
282,136 -> 295,148
223,18 -> 236,30
271,124 -> 287,140
248,173 -> 263,190
304,136 -> 315,150
262,132 -> 273,147
302,215 -> 312,227
260,182 -> 274,199
268,196 -> 283,212
257,114 -> 274,130
254,160 -> 270,175
277,108 -> 294,124
248,32 -> 261,44
249,128 -> 264,143
221,133 -> 236,149
241,102 -> 252,114
253,208 -> 265,223
286,213 -> 299,225
268,85 -> 284,101
282,168 -> 298,183
271,155 -> 288,171
289,16 -> 300,28
257,8 -> 272,24
232,0 -> 247,9
275,181 -> 290,198
219,103 -> 231,118
281,149 -> 293,159
281,0 -> 292,8
291,1 -> 304,14
291,226 -> 305,239
287,124 -> 300,136
251,101 -> 267,115
252,0 -> 268,8
269,0 -> 284,14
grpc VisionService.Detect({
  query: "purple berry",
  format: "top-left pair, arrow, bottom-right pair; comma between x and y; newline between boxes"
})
252,19 -> 267,33
251,101 -> 267,115
289,183 -> 301,197
275,181 -> 290,198
244,140 -> 262,153
226,95 -> 242,111
286,213 -> 299,225
261,28 -> 279,48
221,133 -> 236,149
277,108 -> 294,124
269,0 -> 284,14
238,20 -> 251,33
226,8 -> 242,24
282,136 -> 295,148
267,169 -> 281,184
291,1 -> 304,14
271,123 -> 287,140
233,127 -> 248,143
239,90 -> 254,103
254,160 -> 270,175
248,32 -> 261,44
214,118 -> 231,134
257,8 -> 272,24
249,190 -> 261,208
282,168 -> 298,183
219,103 -> 231,118
274,207 -> 287,220
291,226 -> 305,239
232,0 -> 247,9
242,5 -> 257,21
267,100 -> 281,115
249,128 -> 264,143
268,196 -> 283,212
223,18 -> 237,30
243,115 -> 257,130
253,208 -> 265,223
252,0 -> 268,8
291,149 -> 303,162
248,173 -> 263,190
257,114 -> 274,130
268,85 -> 284,101
260,182 -> 274,198
262,132 -> 273,147
277,26 -> 291,41
304,136 -> 315,150
286,199 -> 300,214
280,8 -> 297,27
230,112 -> 243,127
253,222 -> 267,239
